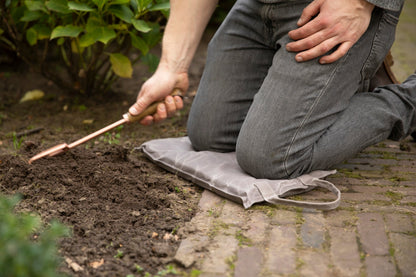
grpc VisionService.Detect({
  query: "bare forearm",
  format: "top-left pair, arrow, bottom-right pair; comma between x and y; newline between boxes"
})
160,0 -> 219,73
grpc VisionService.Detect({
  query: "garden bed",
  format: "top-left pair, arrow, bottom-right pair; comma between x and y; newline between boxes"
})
0,40 -> 207,275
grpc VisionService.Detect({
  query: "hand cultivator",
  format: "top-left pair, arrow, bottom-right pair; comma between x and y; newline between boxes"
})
28,89 -> 182,164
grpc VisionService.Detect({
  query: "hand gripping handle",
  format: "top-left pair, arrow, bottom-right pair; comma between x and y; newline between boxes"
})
123,89 -> 183,123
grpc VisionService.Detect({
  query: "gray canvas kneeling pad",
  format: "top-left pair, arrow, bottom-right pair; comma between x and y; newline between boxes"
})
139,137 -> 340,210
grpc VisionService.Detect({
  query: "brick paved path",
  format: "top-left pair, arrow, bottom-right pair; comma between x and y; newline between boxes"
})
174,139 -> 416,277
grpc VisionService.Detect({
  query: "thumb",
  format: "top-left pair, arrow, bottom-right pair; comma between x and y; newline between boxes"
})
129,94 -> 153,116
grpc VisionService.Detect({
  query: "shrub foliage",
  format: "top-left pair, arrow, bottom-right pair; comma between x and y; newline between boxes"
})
0,194 -> 70,277
0,0 -> 169,94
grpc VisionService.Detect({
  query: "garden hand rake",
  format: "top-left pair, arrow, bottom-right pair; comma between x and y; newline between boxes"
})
28,89 -> 182,164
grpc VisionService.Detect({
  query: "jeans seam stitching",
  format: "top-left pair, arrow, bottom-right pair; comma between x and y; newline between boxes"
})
282,60 -> 346,177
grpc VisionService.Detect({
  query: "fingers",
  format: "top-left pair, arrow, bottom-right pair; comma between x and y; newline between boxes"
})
297,0 -> 321,26
287,32 -> 339,62
139,95 -> 184,125
319,41 -> 352,64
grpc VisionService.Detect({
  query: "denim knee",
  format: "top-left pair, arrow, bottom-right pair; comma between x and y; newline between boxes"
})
235,138 -> 286,179
236,137 -> 314,180
187,118 -> 236,152
187,118 -> 210,151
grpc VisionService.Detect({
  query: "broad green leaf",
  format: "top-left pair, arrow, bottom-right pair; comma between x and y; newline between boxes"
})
142,22 -> 161,47
141,53 -> 159,73
85,15 -> 102,32
20,10 -> 42,22
110,0 -> 130,5
57,37 -> 65,45
46,0 -> 71,14
109,53 -> 132,78
50,25 -> 83,39
92,26 -> 116,44
131,19 -> 151,33
130,0 -> 138,12
137,0 -> 152,12
32,24 -> 51,39
24,0 -> 48,13
26,28 -> 37,45
79,32 -> 97,47
92,0 -> 106,10
108,5 -> 133,23
11,6 -> 25,23
109,23 -> 128,31
68,1 -> 95,12
148,2 -> 169,11
129,32 -> 148,55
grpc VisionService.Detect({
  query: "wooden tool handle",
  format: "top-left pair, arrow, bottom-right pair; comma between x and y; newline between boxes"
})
123,89 -> 183,123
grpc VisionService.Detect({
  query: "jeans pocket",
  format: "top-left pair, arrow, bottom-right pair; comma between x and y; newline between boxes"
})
360,10 -> 399,90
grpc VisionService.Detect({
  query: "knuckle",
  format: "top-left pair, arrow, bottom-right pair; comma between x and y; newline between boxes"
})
320,43 -> 331,54
305,40 -> 315,49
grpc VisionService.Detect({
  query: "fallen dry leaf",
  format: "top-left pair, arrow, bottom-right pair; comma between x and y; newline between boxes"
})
82,119 -> 94,124
152,232 -> 158,238
65,257 -> 84,272
89,258 -> 104,269
19,89 -> 45,103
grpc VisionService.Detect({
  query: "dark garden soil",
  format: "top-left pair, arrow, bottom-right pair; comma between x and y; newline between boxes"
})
0,31 -> 212,276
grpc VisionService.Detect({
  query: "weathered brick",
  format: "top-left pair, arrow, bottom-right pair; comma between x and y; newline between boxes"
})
298,189 -> 336,201
389,233 -> 416,276
325,210 -> 356,228
218,200 -> 246,226
243,211 -> 269,245
272,209 -> 296,225
338,163 -> 384,171
199,273 -> 224,277
174,234 -> 210,268
301,210 -> 325,248
342,185 -> 390,201
384,213 -> 414,233
299,250 -> 331,277
397,180 -> 416,187
329,227 -> 361,277
265,225 -> 297,274
401,195 -> 416,205
198,190 -> 224,211
390,166 -> 416,173
392,187 -> 416,196
365,256 -> 396,277
346,158 -> 399,166
185,211 -> 214,234
234,247 -> 263,277
357,213 -> 389,255
201,235 -> 239,274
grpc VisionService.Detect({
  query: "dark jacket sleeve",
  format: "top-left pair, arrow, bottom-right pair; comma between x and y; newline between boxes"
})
366,0 -> 404,11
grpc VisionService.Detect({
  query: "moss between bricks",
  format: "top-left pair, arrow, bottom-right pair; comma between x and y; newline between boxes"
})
235,230 -> 253,247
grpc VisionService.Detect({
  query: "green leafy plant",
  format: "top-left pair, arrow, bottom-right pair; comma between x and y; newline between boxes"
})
101,124 -> 123,144
0,0 -> 169,94
114,249 -> 124,259
0,194 -> 70,277
12,132 -> 25,152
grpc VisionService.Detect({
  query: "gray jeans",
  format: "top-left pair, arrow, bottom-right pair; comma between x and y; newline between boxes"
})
187,0 -> 413,179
